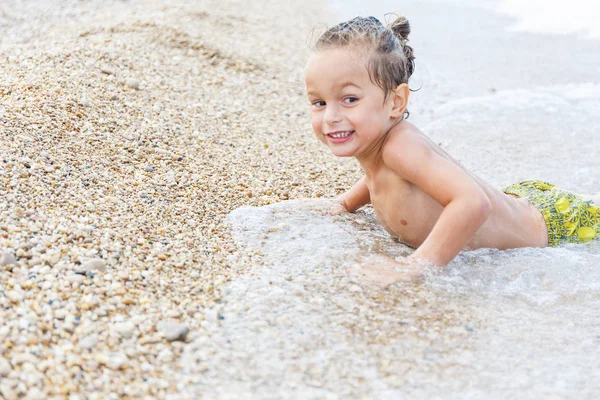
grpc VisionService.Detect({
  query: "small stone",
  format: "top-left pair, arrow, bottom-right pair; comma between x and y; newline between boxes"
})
101,66 -> 115,75
6,291 -> 23,303
27,388 -> 44,400
28,256 -> 41,267
67,274 -> 86,283
125,78 -> 140,90
113,321 -> 136,338
0,252 -> 16,266
47,251 -> 62,266
21,280 -> 33,289
156,321 -> 189,342
82,258 -> 106,273
107,353 -> 127,370
156,348 -> 174,362
0,357 -> 12,376
79,334 -> 99,350
0,384 -> 17,400
145,166 -> 154,173
349,284 -> 363,293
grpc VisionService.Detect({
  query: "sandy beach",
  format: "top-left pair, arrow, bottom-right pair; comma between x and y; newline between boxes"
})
2,0 -> 600,398
0,0 -> 357,397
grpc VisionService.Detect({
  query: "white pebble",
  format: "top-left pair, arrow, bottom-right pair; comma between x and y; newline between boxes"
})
6,291 -> 23,303
0,384 -> 17,400
113,321 -> 136,338
156,321 -> 189,342
67,274 -> 85,283
82,258 -> 106,272
79,334 -> 99,350
125,78 -> 140,90
0,358 -> 12,377
0,252 -> 16,266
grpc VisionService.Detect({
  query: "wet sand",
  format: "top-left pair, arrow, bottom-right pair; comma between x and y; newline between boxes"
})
1,0 -> 600,398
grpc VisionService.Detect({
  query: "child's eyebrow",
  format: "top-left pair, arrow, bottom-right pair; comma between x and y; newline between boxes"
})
306,83 -> 361,97
337,82 -> 362,91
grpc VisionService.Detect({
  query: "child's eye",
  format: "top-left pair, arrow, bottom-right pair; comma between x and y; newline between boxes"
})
312,100 -> 326,108
343,96 -> 358,104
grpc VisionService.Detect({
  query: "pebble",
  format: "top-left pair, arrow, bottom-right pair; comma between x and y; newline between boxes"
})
0,358 -> 12,377
67,274 -> 86,283
28,256 -> 41,267
107,353 -> 128,370
157,348 -> 174,362
78,334 -> 99,350
113,321 -> 136,338
156,321 -> 189,342
349,284 -> 363,293
6,291 -> 23,303
81,258 -> 106,273
100,66 -> 115,75
0,252 -> 16,266
125,78 -> 140,90
0,0 -> 351,397
0,384 -> 17,400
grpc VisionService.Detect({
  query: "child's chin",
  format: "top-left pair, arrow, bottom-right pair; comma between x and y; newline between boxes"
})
329,147 -> 355,157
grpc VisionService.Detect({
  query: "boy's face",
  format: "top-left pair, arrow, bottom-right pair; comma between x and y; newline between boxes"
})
305,47 -> 396,158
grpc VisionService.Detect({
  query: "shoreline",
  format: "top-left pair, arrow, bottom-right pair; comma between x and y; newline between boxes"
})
2,0 -> 600,398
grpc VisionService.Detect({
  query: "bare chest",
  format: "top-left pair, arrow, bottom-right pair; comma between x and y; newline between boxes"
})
366,173 -> 443,247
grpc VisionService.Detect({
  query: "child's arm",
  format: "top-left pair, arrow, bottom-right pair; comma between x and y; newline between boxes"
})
336,176 -> 370,212
383,136 -> 492,267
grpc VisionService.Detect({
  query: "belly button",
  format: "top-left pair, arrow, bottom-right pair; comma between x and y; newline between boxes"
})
400,219 -> 407,226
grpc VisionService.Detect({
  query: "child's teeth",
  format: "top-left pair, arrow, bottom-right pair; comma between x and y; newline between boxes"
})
331,131 -> 351,138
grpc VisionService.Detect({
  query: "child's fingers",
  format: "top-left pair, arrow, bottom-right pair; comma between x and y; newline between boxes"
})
329,203 -> 347,216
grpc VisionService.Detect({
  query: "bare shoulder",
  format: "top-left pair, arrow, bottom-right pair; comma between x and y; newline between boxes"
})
381,122 -> 433,178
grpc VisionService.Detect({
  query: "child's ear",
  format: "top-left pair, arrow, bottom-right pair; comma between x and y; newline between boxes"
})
390,83 -> 410,118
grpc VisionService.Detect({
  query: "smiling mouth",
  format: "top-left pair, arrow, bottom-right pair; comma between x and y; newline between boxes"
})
326,130 -> 354,139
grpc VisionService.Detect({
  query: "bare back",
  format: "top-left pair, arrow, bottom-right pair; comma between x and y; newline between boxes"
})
365,123 -> 548,252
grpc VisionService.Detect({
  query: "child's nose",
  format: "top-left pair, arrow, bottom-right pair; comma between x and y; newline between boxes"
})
323,105 -> 342,125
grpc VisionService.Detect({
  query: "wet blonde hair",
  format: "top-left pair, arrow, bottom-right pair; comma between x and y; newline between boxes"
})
314,15 -> 415,118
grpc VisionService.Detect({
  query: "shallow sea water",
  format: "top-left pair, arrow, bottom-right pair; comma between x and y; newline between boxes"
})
181,0 -> 600,398
181,200 -> 600,399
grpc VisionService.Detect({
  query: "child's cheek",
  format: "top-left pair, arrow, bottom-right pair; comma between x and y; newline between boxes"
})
310,114 -> 322,136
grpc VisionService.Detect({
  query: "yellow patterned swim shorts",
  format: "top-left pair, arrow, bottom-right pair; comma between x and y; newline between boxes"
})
502,180 -> 599,246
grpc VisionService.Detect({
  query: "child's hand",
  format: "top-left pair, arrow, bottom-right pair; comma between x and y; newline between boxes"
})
354,255 -> 425,289
329,197 -> 349,216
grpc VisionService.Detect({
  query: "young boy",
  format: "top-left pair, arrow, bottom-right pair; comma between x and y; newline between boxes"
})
304,16 -> 599,284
